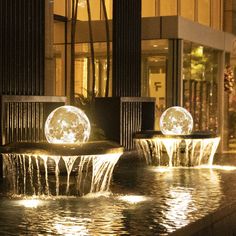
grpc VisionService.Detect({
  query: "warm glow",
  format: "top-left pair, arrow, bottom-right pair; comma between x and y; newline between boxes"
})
44,105 -> 91,144
54,218 -> 89,236
160,106 -> 193,135
19,199 -> 42,208
118,195 -> 149,204
153,166 -> 172,173
162,188 -> 193,231
199,165 -> 236,171
77,0 -> 86,8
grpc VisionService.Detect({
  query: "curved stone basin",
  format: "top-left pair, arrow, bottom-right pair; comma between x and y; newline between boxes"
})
134,131 -> 220,167
0,141 -> 124,156
1,141 -> 124,196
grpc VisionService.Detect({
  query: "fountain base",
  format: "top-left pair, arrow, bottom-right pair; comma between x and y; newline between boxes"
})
134,131 -> 220,167
0,141 -> 123,196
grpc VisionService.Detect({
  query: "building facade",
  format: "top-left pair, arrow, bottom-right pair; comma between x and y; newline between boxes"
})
1,0 -> 236,153
50,0 -> 236,153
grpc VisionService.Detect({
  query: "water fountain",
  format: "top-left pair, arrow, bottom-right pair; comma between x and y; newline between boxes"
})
134,106 -> 220,167
0,105 -> 123,196
0,106 -> 235,236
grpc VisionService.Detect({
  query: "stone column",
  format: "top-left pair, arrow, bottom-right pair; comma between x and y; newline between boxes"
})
112,0 -> 141,97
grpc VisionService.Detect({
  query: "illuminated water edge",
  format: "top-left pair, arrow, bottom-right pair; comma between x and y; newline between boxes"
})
134,133 -> 220,166
2,153 -> 122,196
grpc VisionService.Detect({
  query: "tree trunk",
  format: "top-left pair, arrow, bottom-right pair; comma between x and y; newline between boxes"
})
86,0 -> 96,102
101,0 -> 110,97
70,0 -> 79,105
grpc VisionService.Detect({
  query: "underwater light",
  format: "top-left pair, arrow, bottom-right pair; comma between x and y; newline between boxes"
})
118,195 -> 149,204
160,106 -> 193,135
45,105 -> 91,144
19,199 -> 42,208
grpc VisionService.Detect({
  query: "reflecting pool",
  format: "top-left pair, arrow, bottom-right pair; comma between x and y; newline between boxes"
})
0,160 -> 236,235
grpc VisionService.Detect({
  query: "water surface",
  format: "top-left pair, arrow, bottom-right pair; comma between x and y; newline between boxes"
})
0,162 -> 236,235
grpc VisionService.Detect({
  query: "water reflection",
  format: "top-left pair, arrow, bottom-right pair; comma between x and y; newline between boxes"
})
54,216 -> 90,236
0,166 -> 235,235
163,187 -> 194,230
157,167 -> 221,232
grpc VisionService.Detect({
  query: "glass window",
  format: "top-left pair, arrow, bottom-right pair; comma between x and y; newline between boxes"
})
104,0 -> 113,20
142,40 -> 169,129
54,21 -> 66,96
77,0 -> 101,21
75,58 -> 88,97
180,0 -> 195,21
74,43 -> 112,99
54,0 -> 66,16
228,75 -> 236,150
160,0 -> 177,16
197,0 -> 210,26
142,0 -> 156,17
225,53 -> 236,151
212,0 -> 222,30
183,41 -> 220,132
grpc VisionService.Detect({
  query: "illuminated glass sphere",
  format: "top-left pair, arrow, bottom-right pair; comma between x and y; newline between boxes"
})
45,105 -> 91,144
160,106 -> 193,135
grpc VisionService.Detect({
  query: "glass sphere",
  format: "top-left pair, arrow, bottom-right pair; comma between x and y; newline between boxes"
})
160,106 -> 193,135
45,105 -> 91,144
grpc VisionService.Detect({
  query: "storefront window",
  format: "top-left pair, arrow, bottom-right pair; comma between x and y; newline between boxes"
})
183,41 -> 220,133
53,21 -> 66,96
75,0 -> 113,20
73,43 -> 112,99
225,53 -> 236,150
142,40 -> 168,129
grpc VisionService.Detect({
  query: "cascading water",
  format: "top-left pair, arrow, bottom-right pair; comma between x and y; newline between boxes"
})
135,106 -> 221,167
1,142 -> 123,196
134,132 -> 220,167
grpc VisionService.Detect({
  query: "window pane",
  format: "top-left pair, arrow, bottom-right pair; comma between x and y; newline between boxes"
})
54,45 -> 66,96
212,0 -> 222,30
180,0 -> 195,21
142,0 -> 156,17
54,21 -> 66,96
142,40 -> 169,129
54,0 -> 66,16
228,71 -> 236,150
77,0 -> 101,21
105,0 -> 113,19
183,41 -> 220,132
197,0 -> 210,26
160,0 -> 177,16
74,43 -> 112,98
75,58 -> 88,97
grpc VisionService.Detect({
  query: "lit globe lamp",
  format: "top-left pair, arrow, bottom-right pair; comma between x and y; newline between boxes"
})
160,106 -> 193,135
44,105 -> 91,144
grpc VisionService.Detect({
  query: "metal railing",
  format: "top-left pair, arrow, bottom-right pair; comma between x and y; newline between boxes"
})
95,97 -> 156,150
0,95 -> 67,145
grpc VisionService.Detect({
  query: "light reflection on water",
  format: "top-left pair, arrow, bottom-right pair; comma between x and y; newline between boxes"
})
0,165 -> 236,235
